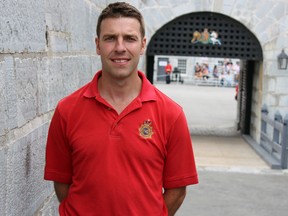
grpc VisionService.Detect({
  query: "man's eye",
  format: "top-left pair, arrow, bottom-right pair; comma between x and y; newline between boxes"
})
127,37 -> 137,41
104,37 -> 114,41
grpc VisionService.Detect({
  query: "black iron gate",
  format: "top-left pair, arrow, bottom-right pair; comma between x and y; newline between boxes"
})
146,12 -> 263,61
239,60 -> 254,134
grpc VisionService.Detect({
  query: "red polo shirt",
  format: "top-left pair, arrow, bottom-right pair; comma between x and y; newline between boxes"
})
44,71 -> 198,216
165,64 -> 172,74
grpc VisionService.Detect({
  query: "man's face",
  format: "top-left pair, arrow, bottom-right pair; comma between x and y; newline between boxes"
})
96,17 -> 146,80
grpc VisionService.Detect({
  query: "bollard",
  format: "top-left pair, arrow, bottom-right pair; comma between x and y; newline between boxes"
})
281,114 -> 288,169
273,111 -> 282,144
261,104 -> 268,133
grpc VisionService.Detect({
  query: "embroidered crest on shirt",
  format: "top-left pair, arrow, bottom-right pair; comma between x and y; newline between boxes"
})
139,119 -> 153,139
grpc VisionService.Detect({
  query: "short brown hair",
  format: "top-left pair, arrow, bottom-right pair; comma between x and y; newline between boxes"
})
96,2 -> 145,38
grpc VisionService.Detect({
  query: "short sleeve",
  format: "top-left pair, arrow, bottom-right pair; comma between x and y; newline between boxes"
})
163,110 -> 198,189
44,106 -> 73,184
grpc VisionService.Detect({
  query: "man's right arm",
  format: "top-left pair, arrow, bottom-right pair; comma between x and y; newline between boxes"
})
54,181 -> 70,202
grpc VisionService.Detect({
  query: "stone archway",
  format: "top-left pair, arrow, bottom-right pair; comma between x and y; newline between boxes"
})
146,12 -> 263,134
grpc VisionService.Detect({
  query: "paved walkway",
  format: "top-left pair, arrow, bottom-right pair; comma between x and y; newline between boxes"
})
178,170 -> 288,216
154,82 -> 265,170
155,82 -> 238,135
155,82 -> 288,216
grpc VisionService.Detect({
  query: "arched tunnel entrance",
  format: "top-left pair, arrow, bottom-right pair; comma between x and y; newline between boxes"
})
146,12 -> 263,135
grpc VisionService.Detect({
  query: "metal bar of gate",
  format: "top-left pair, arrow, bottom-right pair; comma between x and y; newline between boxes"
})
281,115 -> 288,169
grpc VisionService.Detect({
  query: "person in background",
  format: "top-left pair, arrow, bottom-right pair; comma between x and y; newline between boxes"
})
194,62 -> 202,79
212,65 -> 219,78
165,60 -> 172,84
202,63 -> 210,80
235,84 -> 239,100
233,61 -> 240,83
44,2 -> 198,216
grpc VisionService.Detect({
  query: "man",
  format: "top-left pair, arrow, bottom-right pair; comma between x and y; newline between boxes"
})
44,2 -> 198,215
165,61 -> 172,84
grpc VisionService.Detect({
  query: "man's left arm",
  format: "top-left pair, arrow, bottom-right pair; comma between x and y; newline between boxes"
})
163,186 -> 186,216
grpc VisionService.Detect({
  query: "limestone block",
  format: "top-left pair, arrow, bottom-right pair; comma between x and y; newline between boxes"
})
263,93 -> 277,107
173,3 -> 198,17
46,55 -> 98,111
75,56 -> 95,86
49,33 -> 69,53
122,0 -> 141,8
0,0 -> 46,53
276,34 -> 288,52
140,0 -> 157,7
103,0 -> 141,8
156,0 -> 186,6
15,58 -> 37,127
266,63 -> 278,77
138,57 -> 146,72
253,73 -> 260,87
90,56 -> 100,76
142,8 -> 167,32
45,0 -> 70,32
254,17 -> 274,36
222,2 -> 234,15
231,9 -> 254,28
89,0 -> 106,7
62,57 -> 83,93
63,56 -> 95,90
34,194 -> 59,216
255,1 -> 274,20
252,91 -> 259,105
37,58 -> 50,115
4,56 -> 18,130
275,77 -> 288,93
47,56 -> 94,109
6,123 -> 50,215
70,0 -> 97,52
267,2 -> 285,20
46,0 -> 99,53
0,61 -> 5,136
47,58 -> 65,110
0,148 -> 7,214
279,12 -> 288,30
0,134 -> 5,150
267,78 -> 276,93
279,95 -> 288,107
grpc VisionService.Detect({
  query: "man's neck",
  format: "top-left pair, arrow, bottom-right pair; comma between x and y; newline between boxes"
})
98,73 -> 142,114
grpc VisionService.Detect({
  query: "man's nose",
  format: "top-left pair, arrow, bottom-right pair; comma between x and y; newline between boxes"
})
115,38 -> 126,52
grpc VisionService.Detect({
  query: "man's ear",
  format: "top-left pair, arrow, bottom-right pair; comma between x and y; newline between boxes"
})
140,37 -> 147,55
95,37 -> 100,55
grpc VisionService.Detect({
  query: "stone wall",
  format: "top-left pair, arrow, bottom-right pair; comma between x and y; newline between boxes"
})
250,62 -> 263,142
0,0 -> 287,215
0,0 -> 101,215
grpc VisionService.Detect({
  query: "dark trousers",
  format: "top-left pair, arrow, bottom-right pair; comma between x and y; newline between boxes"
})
166,74 -> 171,84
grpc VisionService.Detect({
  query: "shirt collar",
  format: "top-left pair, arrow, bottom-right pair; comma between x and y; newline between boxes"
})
83,70 -> 157,102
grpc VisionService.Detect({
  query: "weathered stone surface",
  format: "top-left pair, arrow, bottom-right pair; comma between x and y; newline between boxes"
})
0,0 -> 46,53
0,61 -> 5,136
0,148 -> 7,214
37,58 -> 50,115
69,0 -> 97,52
4,56 -> 17,130
6,123 -> 50,215
15,58 -> 38,127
